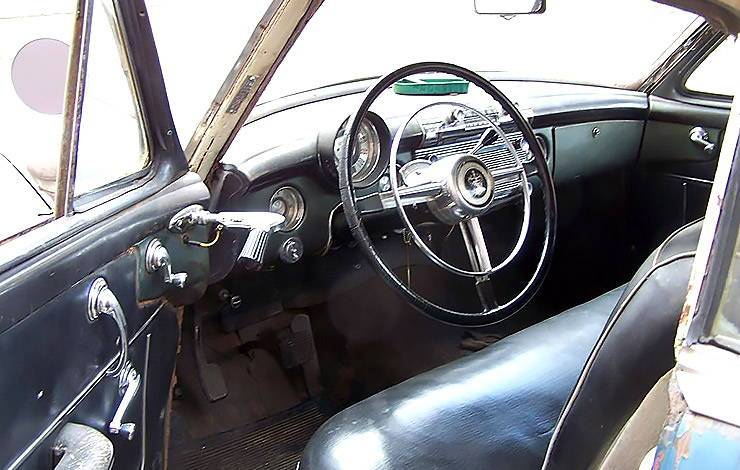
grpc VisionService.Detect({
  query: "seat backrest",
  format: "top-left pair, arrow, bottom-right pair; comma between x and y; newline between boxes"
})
541,219 -> 703,470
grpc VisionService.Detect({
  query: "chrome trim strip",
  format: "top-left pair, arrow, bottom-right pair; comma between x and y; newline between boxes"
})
139,333 -> 152,470
664,173 -> 714,186
8,302 -> 167,470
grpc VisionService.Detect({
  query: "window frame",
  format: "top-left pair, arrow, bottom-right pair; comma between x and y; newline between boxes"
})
678,33 -> 735,103
0,0 -> 190,268
57,0 -> 155,216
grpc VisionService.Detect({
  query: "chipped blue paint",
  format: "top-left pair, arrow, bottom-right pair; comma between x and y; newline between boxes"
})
654,409 -> 740,469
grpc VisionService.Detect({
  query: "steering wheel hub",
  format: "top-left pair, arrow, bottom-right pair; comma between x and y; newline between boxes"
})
426,154 -> 495,225
458,160 -> 493,206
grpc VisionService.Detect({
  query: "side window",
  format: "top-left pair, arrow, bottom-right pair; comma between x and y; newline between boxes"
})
0,1 -> 148,243
684,36 -> 737,98
1,2 -> 74,240
74,2 -> 149,198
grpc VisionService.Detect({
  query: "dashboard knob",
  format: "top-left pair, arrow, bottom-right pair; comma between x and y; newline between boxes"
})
280,237 -> 304,264
379,175 -> 391,192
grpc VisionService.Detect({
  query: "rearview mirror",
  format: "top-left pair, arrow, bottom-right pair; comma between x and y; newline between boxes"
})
474,0 -> 545,15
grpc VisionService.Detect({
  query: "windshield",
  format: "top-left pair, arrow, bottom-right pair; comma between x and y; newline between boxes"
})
260,0 -> 698,102
149,0 -> 698,144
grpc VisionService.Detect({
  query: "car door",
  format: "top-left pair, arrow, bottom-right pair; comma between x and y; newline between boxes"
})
634,26 -> 734,249
0,0 -> 209,468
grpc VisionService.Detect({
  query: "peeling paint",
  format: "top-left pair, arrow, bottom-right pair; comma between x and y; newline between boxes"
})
674,424 -> 692,467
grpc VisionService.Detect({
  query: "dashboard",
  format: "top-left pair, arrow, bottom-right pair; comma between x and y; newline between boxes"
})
212,78 -> 648,278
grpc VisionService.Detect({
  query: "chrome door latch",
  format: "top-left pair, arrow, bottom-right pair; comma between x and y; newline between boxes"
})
88,278 -> 129,377
689,127 -> 716,154
168,205 -> 285,266
145,238 -> 188,288
109,361 -> 141,440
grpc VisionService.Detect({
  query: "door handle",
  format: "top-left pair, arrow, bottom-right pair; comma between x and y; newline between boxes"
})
689,127 -> 716,154
53,423 -> 113,470
109,361 -> 141,440
87,278 -> 128,377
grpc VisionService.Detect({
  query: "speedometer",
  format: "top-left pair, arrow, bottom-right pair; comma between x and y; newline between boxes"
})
334,118 -> 381,184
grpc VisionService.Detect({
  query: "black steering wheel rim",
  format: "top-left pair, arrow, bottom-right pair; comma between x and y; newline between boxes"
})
339,62 -> 557,327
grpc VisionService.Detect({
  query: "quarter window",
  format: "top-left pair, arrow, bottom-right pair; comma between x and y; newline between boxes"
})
74,1 -> 149,198
684,36 -> 737,98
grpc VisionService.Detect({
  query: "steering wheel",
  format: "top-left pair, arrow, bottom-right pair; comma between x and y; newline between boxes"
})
339,62 -> 557,326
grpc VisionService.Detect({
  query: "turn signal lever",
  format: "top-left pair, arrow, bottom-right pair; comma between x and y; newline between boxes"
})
169,205 -> 285,266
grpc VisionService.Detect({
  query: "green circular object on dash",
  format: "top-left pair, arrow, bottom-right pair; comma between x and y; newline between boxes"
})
393,78 -> 470,95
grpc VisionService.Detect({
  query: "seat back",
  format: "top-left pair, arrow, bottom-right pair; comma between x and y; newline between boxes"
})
541,220 -> 702,470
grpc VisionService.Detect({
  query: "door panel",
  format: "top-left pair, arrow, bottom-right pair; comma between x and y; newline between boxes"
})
0,0 -> 210,467
24,303 -> 180,469
634,95 -> 729,250
0,174 -> 209,468
641,96 -> 728,177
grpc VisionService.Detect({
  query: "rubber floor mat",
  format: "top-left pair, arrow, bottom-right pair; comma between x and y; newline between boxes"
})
170,402 -> 327,470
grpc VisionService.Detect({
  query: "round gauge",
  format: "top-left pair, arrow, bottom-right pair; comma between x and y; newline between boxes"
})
269,186 -> 305,232
334,118 -> 381,184
352,119 -> 381,182
399,159 -> 432,186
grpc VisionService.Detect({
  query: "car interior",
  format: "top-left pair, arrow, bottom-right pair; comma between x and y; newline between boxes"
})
1,1 -> 737,469
165,17 -> 733,470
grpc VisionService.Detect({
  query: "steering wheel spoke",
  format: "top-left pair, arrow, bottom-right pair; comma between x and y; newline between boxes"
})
460,218 -> 501,309
459,217 -> 492,272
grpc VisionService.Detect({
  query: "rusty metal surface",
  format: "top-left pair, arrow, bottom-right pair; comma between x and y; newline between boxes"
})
54,0 -> 93,217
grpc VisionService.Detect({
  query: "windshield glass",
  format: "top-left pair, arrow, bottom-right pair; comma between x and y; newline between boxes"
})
260,0 -> 698,102
149,0 -> 699,144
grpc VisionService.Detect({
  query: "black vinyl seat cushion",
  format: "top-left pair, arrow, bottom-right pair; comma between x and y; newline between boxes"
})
302,220 -> 702,470
301,287 -> 624,470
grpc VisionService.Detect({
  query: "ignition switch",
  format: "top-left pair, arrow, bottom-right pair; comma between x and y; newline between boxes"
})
280,237 -> 304,264
218,289 -> 242,310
